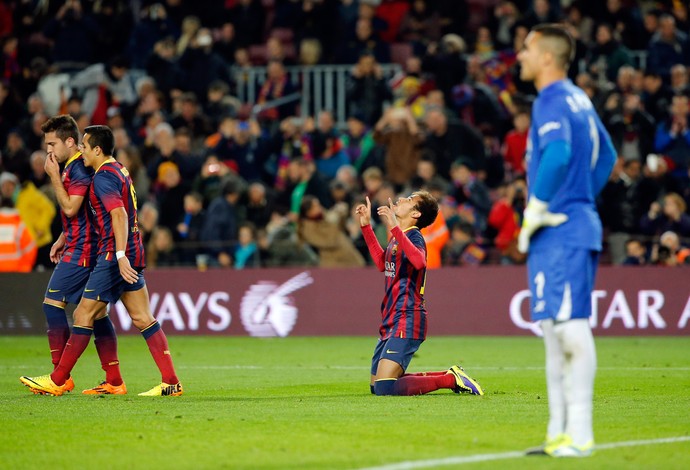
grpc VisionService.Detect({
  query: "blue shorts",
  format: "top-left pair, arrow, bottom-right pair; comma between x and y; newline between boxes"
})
370,337 -> 424,375
527,246 -> 599,322
45,262 -> 93,304
82,254 -> 146,304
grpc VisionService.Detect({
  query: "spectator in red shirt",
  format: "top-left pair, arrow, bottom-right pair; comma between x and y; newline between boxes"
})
488,177 -> 526,265
502,108 -> 530,177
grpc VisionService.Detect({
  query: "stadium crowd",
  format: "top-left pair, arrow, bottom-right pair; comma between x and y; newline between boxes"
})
0,0 -> 689,271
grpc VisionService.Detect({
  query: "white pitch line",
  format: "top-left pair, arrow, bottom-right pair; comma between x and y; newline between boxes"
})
3,364 -> 690,372
355,436 -> 690,470
172,365 -> 690,372
596,436 -> 690,450
357,451 -> 525,470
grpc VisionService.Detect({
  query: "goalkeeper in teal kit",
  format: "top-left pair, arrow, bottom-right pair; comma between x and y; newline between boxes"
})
517,24 -> 616,457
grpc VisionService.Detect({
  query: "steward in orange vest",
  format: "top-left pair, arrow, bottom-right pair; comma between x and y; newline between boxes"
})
0,198 -> 37,272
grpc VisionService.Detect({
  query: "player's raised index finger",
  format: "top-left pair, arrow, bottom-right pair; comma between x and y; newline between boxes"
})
365,196 -> 371,209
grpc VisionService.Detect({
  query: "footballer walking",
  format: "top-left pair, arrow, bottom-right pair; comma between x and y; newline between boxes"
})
38,114 -> 125,395
356,191 -> 483,396
21,125 -> 182,397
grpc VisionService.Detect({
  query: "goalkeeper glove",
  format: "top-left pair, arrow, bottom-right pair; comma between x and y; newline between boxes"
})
517,197 -> 568,253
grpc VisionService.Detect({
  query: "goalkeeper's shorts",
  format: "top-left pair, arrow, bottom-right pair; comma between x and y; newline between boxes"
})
527,246 -> 599,322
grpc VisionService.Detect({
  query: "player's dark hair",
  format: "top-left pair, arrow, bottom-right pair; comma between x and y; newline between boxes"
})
41,114 -> 79,143
84,125 -> 115,156
412,190 -> 439,229
532,23 -> 575,70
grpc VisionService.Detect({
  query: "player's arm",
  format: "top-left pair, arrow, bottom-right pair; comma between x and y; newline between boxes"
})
518,140 -> 570,253
96,172 -> 138,283
592,120 -> 617,196
356,197 -> 385,271
390,227 -> 426,269
52,184 -> 85,218
515,97 -> 572,255
361,225 -> 385,271
110,207 -> 138,284
532,139 -> 572,202
44,154 -> 85,218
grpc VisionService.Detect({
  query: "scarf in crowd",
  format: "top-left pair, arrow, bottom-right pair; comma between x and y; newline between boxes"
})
257,75 -> 287,121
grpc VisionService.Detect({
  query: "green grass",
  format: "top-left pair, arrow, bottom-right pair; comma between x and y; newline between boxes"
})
1,336 -> 689,469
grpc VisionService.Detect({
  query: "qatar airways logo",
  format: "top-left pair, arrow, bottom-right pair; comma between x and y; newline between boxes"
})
510,289 -> 690,336
113,291 -> 232,332
112,272 -> 314,336
384,261 -> 396,278
240,272 -> 314,337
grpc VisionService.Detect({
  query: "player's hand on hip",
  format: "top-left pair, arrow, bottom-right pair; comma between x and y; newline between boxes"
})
355,196 -> 372,226
117,257 -> 139,284
517,197 -> 568,253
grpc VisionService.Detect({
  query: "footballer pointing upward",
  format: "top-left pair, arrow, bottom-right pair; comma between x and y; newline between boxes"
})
356,191 -> 483,396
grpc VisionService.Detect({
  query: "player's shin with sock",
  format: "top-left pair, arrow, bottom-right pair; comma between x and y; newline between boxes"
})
374,374 -> 456,396
52,326 -> 93,385
395,374 -> 456,395
141,321 -> 179,384
93,315 -> 123,386
402,370 -> 448,377
559,320 -> 597,447
44,303 -> 70,369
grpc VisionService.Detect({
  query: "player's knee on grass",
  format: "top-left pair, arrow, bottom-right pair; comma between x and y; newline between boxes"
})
375,358 -> 404,379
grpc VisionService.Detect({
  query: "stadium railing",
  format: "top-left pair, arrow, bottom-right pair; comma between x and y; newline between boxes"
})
231,63 -> 403,128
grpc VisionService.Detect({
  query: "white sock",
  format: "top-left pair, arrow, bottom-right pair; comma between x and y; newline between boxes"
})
541,319 -> 566,440
556,319 -> 597,446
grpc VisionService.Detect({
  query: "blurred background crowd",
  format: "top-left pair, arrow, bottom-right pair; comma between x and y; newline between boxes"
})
0,0 -> 689,271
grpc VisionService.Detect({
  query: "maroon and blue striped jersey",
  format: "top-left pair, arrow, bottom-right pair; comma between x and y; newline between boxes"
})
89,159 -> 145,268
374,226 -> 428,340
60,153 -> 98,267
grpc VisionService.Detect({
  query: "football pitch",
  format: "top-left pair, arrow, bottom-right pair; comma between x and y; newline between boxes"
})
1,335 -> 689,469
